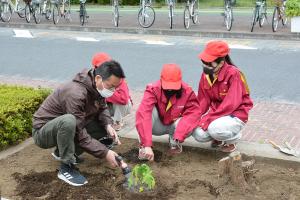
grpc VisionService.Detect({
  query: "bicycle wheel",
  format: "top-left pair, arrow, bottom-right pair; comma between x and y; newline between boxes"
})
281,6 -> 287,26
259,5 -> 266,27
183,6 -> 190,29
224,7 -> 233,31
52,4 -> 59,24
33,4 -> 42,24
79,3 -> 85,25
250,7 -> 258,32
0,2 -> 12,22
45,1 -> 52,20
113,5 -> 119,27
64,0 -> 71,21
25,3 -> 31,23
192,1 -> 198,24
16,0 -> 26,18
272,7 -> 279,32
138,5 -> 155,28
169,4 -> 173,29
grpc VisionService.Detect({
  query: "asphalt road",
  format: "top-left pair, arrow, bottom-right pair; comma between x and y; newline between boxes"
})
0,27 -> 300,103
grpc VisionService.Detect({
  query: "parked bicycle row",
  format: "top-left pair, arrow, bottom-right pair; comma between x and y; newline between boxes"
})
0,0 -> 288,32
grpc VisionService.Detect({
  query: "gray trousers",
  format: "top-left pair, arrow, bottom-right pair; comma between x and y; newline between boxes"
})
149,108 -> 181,146
108,101 -> 132,122
192,116 -> 245,144
32,114 -> 107,165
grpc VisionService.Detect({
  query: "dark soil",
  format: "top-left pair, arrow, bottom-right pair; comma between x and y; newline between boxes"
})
1,138 -> 300,200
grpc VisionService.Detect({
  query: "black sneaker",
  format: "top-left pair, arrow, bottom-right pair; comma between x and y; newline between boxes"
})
51,148 -> 84,165
99,137 -> 115,149
58,163 -> 88,186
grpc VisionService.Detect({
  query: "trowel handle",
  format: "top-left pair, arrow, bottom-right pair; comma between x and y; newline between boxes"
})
269,140 -> 280,149
115,155 -> 131,175
115,155 -> 123,166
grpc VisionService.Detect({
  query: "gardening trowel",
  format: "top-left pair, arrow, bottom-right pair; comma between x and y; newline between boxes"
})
115,155 -> 132,188
269,140 -> 300,157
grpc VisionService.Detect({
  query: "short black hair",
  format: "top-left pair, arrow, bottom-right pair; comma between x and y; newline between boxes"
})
94,60 -> 125,80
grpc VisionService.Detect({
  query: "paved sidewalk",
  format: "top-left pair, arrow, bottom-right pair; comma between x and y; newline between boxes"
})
121,91 -> 300,152
1,7 -> 300,40
0,76 -> 300,162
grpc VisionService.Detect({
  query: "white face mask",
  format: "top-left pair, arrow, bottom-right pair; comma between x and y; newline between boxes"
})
97,81 -> 115,98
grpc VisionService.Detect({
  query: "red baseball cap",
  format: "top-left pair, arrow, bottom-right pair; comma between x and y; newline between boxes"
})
198,40 -> 230,62
92,52 -> 112,68
160,64 -> 182,90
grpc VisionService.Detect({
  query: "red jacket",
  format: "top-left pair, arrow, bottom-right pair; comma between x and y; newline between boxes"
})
197,62 -> 253,131
106,79 -> 132,105
136,80 -> 201,147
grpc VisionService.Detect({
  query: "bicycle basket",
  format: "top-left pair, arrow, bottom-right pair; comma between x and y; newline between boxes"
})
23,0 -> 32,3
272,0 -> 282,6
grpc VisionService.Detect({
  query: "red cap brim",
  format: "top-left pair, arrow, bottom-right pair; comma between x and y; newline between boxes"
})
161,80 -> 181,90
198,52 -> 218,63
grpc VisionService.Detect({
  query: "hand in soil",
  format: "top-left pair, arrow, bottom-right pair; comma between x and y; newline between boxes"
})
139,147 -> 154,161
106,150 -> 120,167
106,124 -> 121,145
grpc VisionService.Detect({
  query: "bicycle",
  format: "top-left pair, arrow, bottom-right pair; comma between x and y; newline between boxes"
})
166,0 -> 175,29
79,0 -> 88,26
223,0 -> 233,31
111,0 -> 119,27
0,0 -> 26,22
272,0 -> 287,32
24,0 -> 43,23
42,0 -> 52,20
250,0 -> 267,32
183,0 -> 199,29
52,0 -> 71,24
138,0 -> 155,28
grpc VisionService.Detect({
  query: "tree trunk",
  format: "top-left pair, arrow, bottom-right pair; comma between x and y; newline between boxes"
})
218,151 -> 255,191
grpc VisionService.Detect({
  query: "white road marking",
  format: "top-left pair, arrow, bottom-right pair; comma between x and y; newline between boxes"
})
229,44 -> 257,50
75,37 -> 99,42
143,40 -> 174,46
13,29 -> 33,38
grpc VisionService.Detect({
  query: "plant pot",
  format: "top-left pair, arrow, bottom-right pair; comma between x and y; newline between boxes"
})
291,16 -> 300,32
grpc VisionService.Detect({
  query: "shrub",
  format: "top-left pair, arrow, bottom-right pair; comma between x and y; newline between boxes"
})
285,0 -> 300,17
0,85 -> 50,150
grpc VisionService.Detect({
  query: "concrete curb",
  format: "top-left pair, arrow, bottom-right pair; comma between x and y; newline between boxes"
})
1,22 -> 300,41
1,127 -> 299,164
0,138 -> 33,160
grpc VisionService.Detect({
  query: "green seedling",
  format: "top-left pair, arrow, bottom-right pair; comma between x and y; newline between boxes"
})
128,164 -> 155,192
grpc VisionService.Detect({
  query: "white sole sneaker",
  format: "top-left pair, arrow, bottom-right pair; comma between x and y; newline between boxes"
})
57,172 -> 88,187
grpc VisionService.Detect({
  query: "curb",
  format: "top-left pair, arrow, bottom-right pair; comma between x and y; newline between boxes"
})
1,22 -> 300,41
0,138 -> 33,160
1,127 -> 299,164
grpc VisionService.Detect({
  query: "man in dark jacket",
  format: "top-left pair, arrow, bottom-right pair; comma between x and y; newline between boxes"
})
32,60 -> 128,186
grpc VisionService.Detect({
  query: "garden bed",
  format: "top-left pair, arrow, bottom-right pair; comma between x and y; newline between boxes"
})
0,138 -> 300,199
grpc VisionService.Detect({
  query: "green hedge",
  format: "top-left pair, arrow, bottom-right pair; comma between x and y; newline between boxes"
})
0,85 -> 50,150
